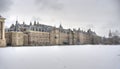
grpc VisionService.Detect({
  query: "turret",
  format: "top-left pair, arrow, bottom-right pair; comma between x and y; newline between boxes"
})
10,24 -> 15,28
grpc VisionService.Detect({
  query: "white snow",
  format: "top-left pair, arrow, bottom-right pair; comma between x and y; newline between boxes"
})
0,45 -> 120,69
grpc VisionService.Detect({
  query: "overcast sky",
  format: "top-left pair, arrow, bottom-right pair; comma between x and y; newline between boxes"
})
0,0 -> 120,37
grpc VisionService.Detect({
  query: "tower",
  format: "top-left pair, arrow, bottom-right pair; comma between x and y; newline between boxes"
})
0,15 -> 6,47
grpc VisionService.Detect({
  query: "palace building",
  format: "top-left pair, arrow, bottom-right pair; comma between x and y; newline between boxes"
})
5,20 -> 102,46
0,16 -> 119,47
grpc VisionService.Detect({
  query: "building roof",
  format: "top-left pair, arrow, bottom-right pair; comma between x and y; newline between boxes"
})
8,21 -> 54,32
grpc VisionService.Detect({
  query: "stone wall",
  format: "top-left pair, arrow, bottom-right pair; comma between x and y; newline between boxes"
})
5,29 -> 103,46
73,31 -> 78,45
5,32 -> 12,46
78,32 -> 87,44
68,31 -> 73,45
50,28 -> 56,45
23,34 -> 28,46
0,16 -> 6,47
27,31 -> 50,46
50,28 -> 70,45
0,40 -> 6,46
5,32 -> 24,46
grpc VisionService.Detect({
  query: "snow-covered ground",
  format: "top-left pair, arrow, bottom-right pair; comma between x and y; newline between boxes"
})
0,45 -> 120,69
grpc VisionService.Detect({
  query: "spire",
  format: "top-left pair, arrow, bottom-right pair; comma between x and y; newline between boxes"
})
30,22 -> 32,25
34,21 -> 36,25
78,28 -> 80,32
37,21 -> 39,25
59,24 -> 63,29
16,20 -> 18,25
23,21 -> 25,25
109,30 -> 112,38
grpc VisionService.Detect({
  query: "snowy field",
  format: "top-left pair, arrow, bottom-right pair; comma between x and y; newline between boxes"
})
0,45 -> 120,69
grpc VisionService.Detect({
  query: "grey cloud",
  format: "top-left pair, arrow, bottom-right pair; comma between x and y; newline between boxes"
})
35,0 -> 64,10
0,0 -> 13,13
4,0 -> 120,36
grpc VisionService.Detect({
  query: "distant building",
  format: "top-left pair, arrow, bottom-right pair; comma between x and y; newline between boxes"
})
109,30 -> 120,38
107,30 -> 120,44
